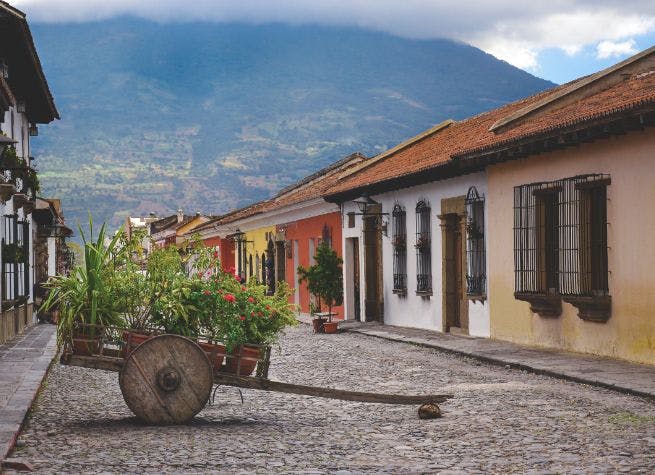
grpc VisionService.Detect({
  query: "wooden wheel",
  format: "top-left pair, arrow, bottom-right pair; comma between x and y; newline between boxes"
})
119,334 -> 213,424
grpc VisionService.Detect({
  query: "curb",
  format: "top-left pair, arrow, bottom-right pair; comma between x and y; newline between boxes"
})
1,325 -> 59,464
342,327 -> 655,402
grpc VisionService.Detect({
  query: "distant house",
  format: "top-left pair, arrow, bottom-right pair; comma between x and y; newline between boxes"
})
0,1 -> 60,343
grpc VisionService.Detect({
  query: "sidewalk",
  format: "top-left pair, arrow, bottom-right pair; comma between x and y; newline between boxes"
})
298,314 -> 655,400
0,323 -> 57,463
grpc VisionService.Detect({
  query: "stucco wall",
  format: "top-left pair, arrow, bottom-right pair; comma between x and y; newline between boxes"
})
341,172 -> 490,337
487,128 -> 655,364
282,212 -> 343,316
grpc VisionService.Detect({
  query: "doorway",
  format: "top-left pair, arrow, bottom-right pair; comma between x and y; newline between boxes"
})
441,212 -> 468,334
345,237 -> 361,321
363,215 -> 383,322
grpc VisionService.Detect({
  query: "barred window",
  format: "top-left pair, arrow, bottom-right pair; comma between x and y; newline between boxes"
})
514,174 -> 610,298
415,200 -> 431,293
465,187 -> 486,296
3,215 -> 29,302
391,204 -> 407,292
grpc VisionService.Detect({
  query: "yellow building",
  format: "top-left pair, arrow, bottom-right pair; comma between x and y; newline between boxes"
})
241,225 -> 276,283
456,46 -> 655,364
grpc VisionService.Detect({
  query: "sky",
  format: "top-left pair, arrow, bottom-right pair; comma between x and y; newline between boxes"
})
11,0 -> 655,84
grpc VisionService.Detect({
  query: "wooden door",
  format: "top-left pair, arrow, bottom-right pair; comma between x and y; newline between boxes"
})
363,216 -> 383,322
444,214 -> 464,331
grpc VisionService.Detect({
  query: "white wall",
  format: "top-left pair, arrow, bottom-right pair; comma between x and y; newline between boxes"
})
47,237 -> 57,276
1,106 -> 29,159
340,172 -> 490,337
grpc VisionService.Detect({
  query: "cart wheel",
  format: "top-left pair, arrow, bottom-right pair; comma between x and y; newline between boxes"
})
119,334 -> 213,424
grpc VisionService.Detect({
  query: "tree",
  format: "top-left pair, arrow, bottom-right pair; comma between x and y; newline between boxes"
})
297,241 -> 343,322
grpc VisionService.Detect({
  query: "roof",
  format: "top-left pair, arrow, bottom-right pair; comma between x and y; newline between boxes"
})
0,1 -> 59,123
208,152 -> 369,227
326,46 -> 655,199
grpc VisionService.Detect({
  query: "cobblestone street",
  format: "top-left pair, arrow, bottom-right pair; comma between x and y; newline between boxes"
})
10,325 -> 655,473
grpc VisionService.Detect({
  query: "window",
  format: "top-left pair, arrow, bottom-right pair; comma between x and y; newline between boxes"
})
391,204 -> 407,292
415,200 -> 431,293
514,174 -> 610,320
3,215 -> 29,302
465,187 -> 486,297
347,212 -> 355,228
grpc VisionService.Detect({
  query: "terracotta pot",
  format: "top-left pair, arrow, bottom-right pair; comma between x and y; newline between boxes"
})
72,335 -> 102,355
198,341 -> 226,373
223,345 -> 262,376
322,321 -> 339,334
71,327 -> 103,356
122,331 -> 153,357
312,317 -> 327,334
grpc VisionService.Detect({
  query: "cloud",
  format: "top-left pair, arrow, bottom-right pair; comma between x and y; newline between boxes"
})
10,0 -> 655,70
596,39 -> 639,59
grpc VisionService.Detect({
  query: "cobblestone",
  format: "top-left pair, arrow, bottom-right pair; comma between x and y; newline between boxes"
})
9,325 -> 655,473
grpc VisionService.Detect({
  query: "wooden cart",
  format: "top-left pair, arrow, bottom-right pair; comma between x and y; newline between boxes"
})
61,328 -> 452,424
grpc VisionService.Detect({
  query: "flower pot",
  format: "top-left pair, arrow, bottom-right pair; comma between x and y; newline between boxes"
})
322,321 -> 339,334
198,341 -> 226,373
223,345 -> 262,377
122,331 -> 154,357
71,327 -> 103,356
72,335 -> 102,356
312,317 -> 327,334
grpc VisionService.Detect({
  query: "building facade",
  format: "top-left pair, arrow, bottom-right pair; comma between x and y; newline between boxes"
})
0,3 -> 59,343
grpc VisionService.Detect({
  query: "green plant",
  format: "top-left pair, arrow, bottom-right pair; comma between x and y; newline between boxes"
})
297,241 -> 343,322
41,214 -> 127,346
187,246 -> 297,351
2,242 -> 25,263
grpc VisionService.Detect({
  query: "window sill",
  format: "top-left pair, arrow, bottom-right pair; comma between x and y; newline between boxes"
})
514,292 -> 561,317
392,288 -> 407,296
466,294 -> 487,304
415,290 -> 433,297
562,295 -> 611,323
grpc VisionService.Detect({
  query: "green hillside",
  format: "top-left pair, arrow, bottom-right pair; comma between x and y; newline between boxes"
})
30,19 -> 554,228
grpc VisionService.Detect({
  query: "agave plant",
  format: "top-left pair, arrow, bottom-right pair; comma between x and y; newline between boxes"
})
41,214 -> 127,346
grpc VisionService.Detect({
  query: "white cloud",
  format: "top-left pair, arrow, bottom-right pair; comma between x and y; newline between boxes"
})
10,0 -> 655,71
596,39 -> 639,59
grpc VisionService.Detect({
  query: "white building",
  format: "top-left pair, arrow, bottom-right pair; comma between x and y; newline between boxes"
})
0,2 -> 60,343
328,121 -> 491,337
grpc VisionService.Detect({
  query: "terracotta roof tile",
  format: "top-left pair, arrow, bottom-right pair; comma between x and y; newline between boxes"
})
328,68 -> 655,195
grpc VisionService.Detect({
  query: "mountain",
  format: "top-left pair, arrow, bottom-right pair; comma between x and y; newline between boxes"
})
30,18 -> 555,229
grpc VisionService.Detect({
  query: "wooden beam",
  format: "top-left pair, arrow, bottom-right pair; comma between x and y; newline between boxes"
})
65,354 -> 123,372
214,373 -> 453,404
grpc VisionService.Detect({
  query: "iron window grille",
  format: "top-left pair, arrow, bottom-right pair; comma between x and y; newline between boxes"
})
514,174 -> 610,298
391,204 -> 407,292
415,200 -> 432,293
465,186 -> 486,296
2,215 -> 29,302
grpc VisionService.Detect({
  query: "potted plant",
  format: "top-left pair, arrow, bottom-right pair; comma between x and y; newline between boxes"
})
41,216 -> 127,355
297,241 -> 343,334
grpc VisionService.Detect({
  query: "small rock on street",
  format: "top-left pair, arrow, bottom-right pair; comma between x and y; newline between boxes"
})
10,325 -> 655,473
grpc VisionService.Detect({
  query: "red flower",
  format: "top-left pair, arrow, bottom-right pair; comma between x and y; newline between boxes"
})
239,315 -> 246,321
223,293 -> 236,303
251,311 -> 255,317
213,251 -> 219,258
226,266 -> 235,274
203,290 -> 211,296
247,297 -> 255,303
265,305 -> 271,311
257,311 -> 263,317
241,286 -> 247,291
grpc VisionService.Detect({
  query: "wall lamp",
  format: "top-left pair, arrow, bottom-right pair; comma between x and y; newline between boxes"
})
352,193 -> 389,235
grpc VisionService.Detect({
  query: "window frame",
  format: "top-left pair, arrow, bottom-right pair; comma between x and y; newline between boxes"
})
415,199 -> 432,295
391,203 -> 407,294
513,174 -> 611,321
